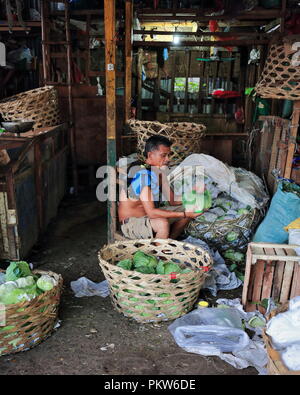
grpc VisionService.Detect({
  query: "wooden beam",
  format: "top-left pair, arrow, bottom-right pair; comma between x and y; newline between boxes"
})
284,101 -> 300,179
133,40 -> 269,47
133,30 -> 271,38
104,0 -> 117,243
125,0 -> 133,122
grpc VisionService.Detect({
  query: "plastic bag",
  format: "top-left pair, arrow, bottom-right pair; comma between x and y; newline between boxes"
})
281,344 -> 300,371
168,154 -> 269,209
168,308 -> 249,354
70,277 -> 109,298
266,307 -> 300,350
253,182 -> 300,243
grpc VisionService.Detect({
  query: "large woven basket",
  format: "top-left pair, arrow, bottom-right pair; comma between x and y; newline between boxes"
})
186,209 -> 261,253
127,120 -> 206,166
255,36 -> 300,100
0,86 -> 61,130
98,239 -> 212,323
0,269 -> 63,357
262,302 -> 300,375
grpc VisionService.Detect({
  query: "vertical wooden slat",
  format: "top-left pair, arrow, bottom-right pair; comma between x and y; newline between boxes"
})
34,142 -> 44,231
104,0 -> 117,243
137,48 -> 143,119
251,260 -> 265,303
184,50 -> 191,113
125,0 -> 133,122
242,246 -> 253,307
41,0 -> 50,84
85,14 -> 91,85
272,261 -> 286,302
284,101 -> 300,179
280,262 -> 295,303
169,51 -> 175,115
290,262 -> 300,299
261,261 -> 275,300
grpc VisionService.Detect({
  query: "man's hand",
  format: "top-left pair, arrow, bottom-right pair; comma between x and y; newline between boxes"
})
185,211 -> 205,219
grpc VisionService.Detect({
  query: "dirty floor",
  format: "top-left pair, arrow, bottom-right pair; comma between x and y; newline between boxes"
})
0,193 -> 258,375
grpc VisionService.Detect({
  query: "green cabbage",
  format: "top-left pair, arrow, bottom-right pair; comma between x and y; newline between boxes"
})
224,249 -> 245,262
116,259 -> 133,271
156,260 -> 166,275
164,262 -> 182,274
203,190 -> 212,210
226,231 -> 238,242
133,251 -> 158,269
237,208 -> 250,215
36,275 -> 57,292
0,284 -> 39,305
15,276 -> 35,289
134,266 -> 156,274
5,261 -> 32,282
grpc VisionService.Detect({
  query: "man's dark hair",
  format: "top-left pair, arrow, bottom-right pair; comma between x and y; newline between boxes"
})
144,135 -> 172,158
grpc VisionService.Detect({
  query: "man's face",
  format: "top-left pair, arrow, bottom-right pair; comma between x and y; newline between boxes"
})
147,144 -> 171,168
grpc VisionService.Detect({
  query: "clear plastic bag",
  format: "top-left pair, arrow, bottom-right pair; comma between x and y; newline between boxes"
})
70,277 -> 109,298
168,308 -> 249,354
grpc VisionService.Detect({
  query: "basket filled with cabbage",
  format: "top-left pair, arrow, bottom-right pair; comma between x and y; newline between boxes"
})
98,239 -> 212,323
0,261 -> 63,356
185,191 -> 261,253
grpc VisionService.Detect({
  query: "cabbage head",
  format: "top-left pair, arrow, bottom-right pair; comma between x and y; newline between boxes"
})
5,261 -> 32,281
36,275 -> 57,292
0,285 -> 38,305
116,259 -> 133,271
15,276 -> 35,289
134,266 -> 156,274
156,261 -> 182,275
133,251 -> 158,269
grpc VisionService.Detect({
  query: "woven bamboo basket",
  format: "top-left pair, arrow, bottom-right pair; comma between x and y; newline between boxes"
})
126,120 -> 206,166
262,302 -> 300,375
98,239 -> 212,323
255,36 -> 300,100
0,86 -> 61,130
0,269 -> 63,357
186,209 -> 261,253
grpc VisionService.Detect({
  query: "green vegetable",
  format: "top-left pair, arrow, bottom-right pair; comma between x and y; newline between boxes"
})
15,276 -> 35,289
226,231 -> 238,242
134,266 -> 156,274
224,249 -> 245,262
237,208 -> 249,215
164,262 -> 182,274
203,190 -> 212,210
116,259 -> 133,271
156,260 -> 166,275
5,261 -> 32,282
36,275 -> 57,292
133,251 -> 158,270
0,284 -> 38,305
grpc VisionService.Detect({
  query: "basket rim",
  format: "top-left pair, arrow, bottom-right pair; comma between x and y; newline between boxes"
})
98,237 -> 213,276
0,85 -> 57,105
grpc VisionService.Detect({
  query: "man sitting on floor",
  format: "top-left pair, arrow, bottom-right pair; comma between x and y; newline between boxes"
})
118,135 -> 203,240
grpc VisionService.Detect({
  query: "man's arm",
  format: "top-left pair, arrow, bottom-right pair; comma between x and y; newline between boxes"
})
140,186 -> 200,219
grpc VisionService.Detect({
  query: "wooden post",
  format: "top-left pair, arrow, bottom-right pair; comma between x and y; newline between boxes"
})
104,0 -> 117,243
284,101 -> 300,179
137,48 -> 143,119
65,1 -> 78,194
125,0 -> 133,122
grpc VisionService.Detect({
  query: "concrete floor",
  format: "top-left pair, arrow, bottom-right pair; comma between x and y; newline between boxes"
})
0,193 -> 257,375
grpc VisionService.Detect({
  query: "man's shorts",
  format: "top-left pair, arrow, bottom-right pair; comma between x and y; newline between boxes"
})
120,205 -> 184,239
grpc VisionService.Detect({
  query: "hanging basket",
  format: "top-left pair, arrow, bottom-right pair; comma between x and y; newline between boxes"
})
0,86 -> 62,130
0,269 -> 63,357
126,120 -> 206,166
255,36 -> 300,100
262,302 -> 300,375
186,209 -> 261,253
98,239 -> 212,323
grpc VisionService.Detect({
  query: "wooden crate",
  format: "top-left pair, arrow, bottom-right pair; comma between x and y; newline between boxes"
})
242,242 -> 300,313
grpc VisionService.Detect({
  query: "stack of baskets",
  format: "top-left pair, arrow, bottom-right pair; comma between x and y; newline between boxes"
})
255,35 -> 300,100
126,120 -> 206,166
0,86 -> 62,130
98,239 -> 212,323
0,269 -> 63,356
262,302 -> 300,375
